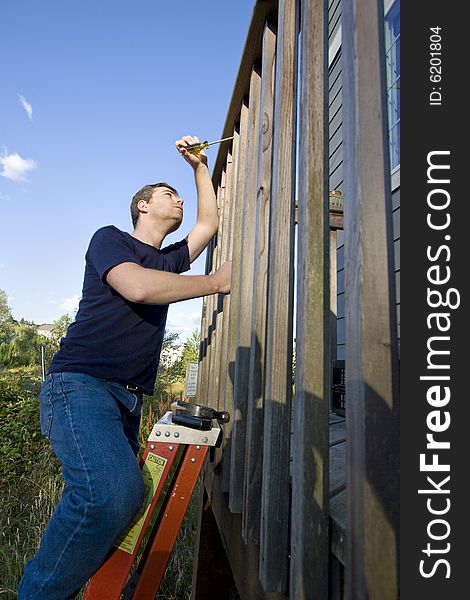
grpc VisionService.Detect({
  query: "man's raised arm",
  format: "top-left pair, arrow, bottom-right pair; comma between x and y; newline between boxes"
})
175,135 -> 219,263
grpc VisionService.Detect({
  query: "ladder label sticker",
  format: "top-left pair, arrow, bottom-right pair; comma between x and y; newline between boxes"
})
114,452 -> 167,555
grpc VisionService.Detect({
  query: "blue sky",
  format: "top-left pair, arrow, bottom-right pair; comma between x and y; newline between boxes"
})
0,0 -> 253,342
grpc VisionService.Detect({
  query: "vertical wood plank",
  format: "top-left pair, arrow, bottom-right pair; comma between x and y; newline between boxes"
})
191,487 -> 237,600
259,0 -> 299,592
342,0 -> 400,597
217,132 -> 240,426
242,21 -> 276,544
221,103 -> 250,493
199,305 -> 211,407
195,301 -> 205,405
207,174 -> 227,411
196,239 -> 214,407
201,190 -> 220,409
229,67 -> 262,513
290,0 -> 330,598
210,158 -> 234,413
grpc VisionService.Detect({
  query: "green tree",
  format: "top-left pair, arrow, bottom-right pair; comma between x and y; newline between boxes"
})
41,314 -> 74,368
51,314 -> 73,344
153,330 -> 181,397
173,329 -> 200,381
182,329 -> 200,364
0,289 -> 15,346
161,329 -> 180,354
1,321 -> 41,366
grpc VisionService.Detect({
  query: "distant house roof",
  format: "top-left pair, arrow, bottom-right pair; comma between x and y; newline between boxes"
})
37,324 -> 55,338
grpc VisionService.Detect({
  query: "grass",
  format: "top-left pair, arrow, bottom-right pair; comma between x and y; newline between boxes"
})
156,476 -> 201,600
0,373 -> 201,599
0,446 -> 63,598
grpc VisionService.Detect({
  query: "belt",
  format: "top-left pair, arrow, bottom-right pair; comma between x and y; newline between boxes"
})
124,383 -> 145,395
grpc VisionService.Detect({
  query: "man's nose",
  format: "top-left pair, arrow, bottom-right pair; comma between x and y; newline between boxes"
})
176,197 -> 184,206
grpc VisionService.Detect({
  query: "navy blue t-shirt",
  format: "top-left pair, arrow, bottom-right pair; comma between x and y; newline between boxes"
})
49,225 -> 190,394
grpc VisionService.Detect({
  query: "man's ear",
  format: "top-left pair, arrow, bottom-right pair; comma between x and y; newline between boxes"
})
138,199 -> 149,215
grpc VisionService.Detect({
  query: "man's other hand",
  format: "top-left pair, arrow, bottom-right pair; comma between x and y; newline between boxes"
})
211,261 -> 232,294
175,135 -> 208,170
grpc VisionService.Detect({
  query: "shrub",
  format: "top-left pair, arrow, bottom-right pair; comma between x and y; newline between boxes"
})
0,368 -> 54,479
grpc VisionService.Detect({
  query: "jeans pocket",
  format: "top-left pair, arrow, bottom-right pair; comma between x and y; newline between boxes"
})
126,392 -> 142,416
39,378 -> 54,438
131,394 -> 143,417
114,385 -> 142,415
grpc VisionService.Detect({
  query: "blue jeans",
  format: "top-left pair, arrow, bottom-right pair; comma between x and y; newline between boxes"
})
18,372 -> 145,600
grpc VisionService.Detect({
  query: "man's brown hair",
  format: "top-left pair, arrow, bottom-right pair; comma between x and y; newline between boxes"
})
130,182 -> 179,228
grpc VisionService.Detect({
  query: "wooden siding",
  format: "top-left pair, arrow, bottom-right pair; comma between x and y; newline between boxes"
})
329,6 -> 401,363
342,0 -> 399,597
191,1 -> 400,598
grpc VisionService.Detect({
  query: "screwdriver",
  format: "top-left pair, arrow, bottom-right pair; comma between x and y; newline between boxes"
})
184,136 -> 234,155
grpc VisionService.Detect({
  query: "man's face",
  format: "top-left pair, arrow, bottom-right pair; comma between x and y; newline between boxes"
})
146,187 -> 184,232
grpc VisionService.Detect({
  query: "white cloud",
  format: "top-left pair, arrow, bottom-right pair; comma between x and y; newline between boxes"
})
166,306 -> 202,341
60,295 -> 80,313
18,94 -> 33,121
0,192 -> 12,202
0,152 -> 37,182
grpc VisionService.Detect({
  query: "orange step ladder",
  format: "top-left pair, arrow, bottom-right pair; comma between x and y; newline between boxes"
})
83,403 -> 228,600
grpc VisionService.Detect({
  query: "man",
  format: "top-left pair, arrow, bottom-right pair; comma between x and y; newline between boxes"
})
19,135 -> 231,599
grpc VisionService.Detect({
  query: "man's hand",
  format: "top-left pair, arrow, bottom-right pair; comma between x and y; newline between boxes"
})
211,261 -> 232,294
175,135 -> 208,170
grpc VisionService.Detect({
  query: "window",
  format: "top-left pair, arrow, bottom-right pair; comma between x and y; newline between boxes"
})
385,0 -> 400,171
